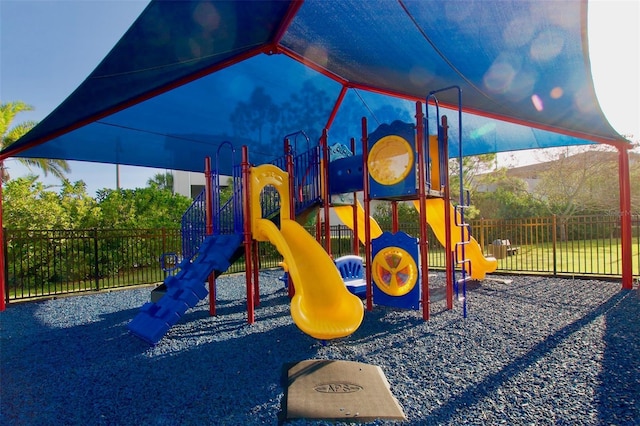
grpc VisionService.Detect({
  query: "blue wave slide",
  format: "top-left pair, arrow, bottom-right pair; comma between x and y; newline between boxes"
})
127,233 -> 243,345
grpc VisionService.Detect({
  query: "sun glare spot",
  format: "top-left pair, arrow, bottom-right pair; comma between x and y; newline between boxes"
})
505,70 -> 536,102
483,62 -> 516,94
530,30 -> 565,61
550,87 -> 564,99
531,94 -> 544,112
193,2 -> 221,32
503,17 -> 536,48
305,45 -> 329,67
573,86 -> 598,115
470,123 -> 497,139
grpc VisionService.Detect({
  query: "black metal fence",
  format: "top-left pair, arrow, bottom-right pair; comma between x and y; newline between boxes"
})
3,214 -> 639,302
305,213 -> 639,278
4,228 -> 182,300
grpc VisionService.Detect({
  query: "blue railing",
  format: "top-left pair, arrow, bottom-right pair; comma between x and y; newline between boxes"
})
261,145 -> 322,219
180,190 -> 206,260
293,145 -> 322,214
215,163 -> 244,236
181,143 -> 321,257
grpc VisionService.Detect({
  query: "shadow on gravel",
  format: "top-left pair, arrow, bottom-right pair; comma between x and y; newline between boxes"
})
0,295 -> 315,425
422,290 -> 631,425
597,290 -> 639,425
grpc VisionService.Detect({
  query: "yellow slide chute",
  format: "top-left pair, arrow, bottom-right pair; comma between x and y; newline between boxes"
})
333,201 -> 383,243
250,165 -> 364,340
413,198 -> 497,280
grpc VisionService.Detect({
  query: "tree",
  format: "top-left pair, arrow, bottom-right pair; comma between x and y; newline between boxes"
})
1,101 -> 71,183
448,154 -> 497,219
474,187 -> 548,219
2,176 -> 99,229
3,177 -> 193,231
533,146 -> 621,217
274,80 -> 332,144
472,167 -> 547,219
96,187 -> 192,229
522,146 -> 640,241
229,87 -> 279,146
449,154 -> 496,195
372,201 -> 419,232
147,172 -> 174,192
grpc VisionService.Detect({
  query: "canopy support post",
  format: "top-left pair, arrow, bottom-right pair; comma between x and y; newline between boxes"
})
0,164 -> 6,312
617,146 -> 633,290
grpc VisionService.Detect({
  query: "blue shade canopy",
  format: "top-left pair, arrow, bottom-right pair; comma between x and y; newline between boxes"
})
1,0 -> 629,176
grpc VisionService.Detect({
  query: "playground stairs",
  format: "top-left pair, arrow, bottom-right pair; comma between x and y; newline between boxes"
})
128,233 -> 243,345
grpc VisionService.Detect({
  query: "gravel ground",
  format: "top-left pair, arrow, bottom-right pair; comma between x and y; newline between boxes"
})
1,270 -> 638,425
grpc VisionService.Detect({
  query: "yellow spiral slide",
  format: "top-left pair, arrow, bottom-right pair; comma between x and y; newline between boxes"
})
413,198 -> 497,280
250,165 -> 364,340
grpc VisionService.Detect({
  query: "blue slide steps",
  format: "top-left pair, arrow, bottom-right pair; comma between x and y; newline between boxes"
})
127,233 -> 243,345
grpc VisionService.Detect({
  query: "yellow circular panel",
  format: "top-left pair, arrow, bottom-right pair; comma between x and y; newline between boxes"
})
368,135 -> 414,185
371,247 -> 418,296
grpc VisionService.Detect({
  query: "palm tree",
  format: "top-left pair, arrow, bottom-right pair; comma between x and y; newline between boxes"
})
1,101 -> 71,183
147,172 -> 174,192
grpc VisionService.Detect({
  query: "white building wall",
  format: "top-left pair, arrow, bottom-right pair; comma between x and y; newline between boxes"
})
173,170 -> 231,199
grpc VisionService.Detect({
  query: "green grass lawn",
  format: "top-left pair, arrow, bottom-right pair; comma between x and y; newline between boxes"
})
495,238 -> 639,276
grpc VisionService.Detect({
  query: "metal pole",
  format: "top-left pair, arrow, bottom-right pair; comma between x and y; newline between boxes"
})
617,147 -> 633,289
441,116 -> 454,310
0,168 -> 6,310
350,137 -> 360,256
241,146 -> 255,323
415,101 -> 430,320
285,138 -> 295,298
204,157 -> 216,316
391,201 -> 399,233
321,129 -> 332,256
362,117 -> 373,311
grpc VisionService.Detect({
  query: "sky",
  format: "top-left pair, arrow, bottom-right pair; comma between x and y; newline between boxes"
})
1,0 -> 639,196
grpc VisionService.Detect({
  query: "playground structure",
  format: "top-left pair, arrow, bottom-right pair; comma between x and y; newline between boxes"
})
128,93 -> 497,345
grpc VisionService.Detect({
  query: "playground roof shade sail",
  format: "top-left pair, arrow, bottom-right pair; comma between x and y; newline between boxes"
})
1,0 -> 632,176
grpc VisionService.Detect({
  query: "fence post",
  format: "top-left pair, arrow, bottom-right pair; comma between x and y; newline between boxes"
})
93,228 -> 100,291
161,227 -> 167,254
552,215 -> 557,276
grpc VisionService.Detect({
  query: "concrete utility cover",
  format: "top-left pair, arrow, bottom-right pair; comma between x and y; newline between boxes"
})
286,359 -> 406,422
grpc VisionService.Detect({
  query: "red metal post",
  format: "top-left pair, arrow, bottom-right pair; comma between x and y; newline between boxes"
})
314,209 -> 321,242
617,147 -> 633,290
252,240 -> 260,306
350,137 -> 360,256
362,117 -> 373,311
272,0 -> 305,45
204,157 -> 216,316
321,129 -> 332,256
285,139 -> 296,219
241,146 -> 255,323
391,201 -> 399,233
324,85 -> 349,131
285,138 -> 296,298
441,116 -> 454,310
415,102 -> 430,320
0,166 -> 6,311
